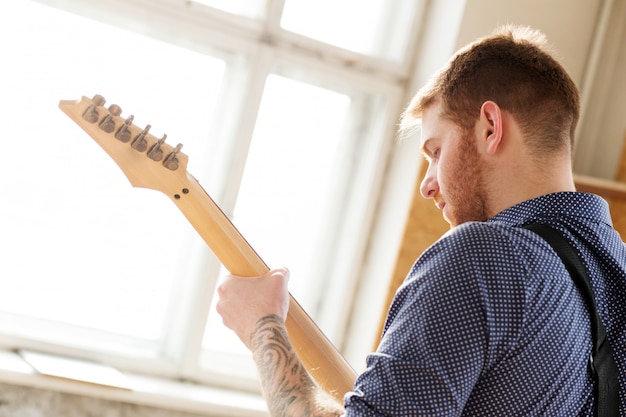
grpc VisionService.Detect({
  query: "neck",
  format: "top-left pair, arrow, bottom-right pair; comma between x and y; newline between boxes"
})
486,154 -> 576,218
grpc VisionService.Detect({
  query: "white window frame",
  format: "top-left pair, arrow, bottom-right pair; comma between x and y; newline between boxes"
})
3,0 -> 427,397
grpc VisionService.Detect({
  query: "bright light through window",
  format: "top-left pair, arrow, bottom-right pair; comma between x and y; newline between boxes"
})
202,75 -> 351,355
282,0 -> 384,55
281,0 -> 418,60
232,75 -> 351,303
0,1 -> 224,341
191,0 -> 266,19
0,0 -> 410,389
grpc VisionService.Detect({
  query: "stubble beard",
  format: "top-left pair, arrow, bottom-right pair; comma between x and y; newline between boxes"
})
445,132 -> 490,227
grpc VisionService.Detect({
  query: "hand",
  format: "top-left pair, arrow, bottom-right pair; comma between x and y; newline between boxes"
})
216,267 -> 290,350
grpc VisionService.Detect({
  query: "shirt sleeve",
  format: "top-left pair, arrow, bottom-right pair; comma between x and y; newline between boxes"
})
344,222 -> 527,416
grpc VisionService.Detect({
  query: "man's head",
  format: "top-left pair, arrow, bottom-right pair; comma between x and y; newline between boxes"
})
405,25 -> 580,226
404,25 -> 580,157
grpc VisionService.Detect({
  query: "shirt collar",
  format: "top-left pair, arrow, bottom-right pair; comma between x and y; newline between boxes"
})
488,192 -> 613,228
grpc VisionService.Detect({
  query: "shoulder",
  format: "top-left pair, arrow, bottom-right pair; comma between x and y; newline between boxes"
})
387,222 -> 535,335
439,220 -> 527,250
380,222 -> 531,366
408,221 -> 532,282
390,222 -> 533,321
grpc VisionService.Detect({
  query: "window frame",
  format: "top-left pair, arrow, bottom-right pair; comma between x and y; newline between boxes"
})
5,0 -> 427,392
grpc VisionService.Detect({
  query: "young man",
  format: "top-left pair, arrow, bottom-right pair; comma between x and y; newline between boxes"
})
216,25 -> 626,416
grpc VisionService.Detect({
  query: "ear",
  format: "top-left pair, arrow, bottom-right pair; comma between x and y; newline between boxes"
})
479,101 -> 503,155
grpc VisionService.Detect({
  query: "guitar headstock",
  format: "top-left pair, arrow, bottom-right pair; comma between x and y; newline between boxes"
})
59,95 -> 189,195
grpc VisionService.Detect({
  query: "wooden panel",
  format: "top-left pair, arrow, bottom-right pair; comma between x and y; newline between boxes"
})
616,133 -> 626,183
606,132 -> 626,237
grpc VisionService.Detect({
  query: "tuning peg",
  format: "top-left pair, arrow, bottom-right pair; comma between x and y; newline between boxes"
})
92,95 -> 106,106
98,104 -> 122,133
147,135 -> 167,161
82,106 -> 99,123
131,125 -> 150,152
115,115 -> 134,143
109,104 -> 122,114
81,95 -> 107,123
163,143 -> 183,171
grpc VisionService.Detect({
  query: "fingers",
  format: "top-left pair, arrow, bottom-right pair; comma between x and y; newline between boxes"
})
216,267 -> 290,350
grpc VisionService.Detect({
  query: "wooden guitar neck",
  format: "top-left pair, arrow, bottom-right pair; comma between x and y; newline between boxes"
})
59,95 -> 356,402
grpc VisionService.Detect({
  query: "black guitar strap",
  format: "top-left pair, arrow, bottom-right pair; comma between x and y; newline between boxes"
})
524,223 -> 619,416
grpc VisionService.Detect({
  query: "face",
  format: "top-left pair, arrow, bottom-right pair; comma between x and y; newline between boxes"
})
419,103 -> 490,226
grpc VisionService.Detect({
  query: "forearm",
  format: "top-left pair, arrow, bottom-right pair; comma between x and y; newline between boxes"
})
250,315 -> 345,417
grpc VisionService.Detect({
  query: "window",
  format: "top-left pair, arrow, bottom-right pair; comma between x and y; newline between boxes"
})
193,0 -> 265,19
281,0 -> 420,61
0,0 -> 423,392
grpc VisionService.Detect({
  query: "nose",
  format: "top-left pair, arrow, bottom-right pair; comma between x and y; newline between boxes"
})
420,164 -> 438,199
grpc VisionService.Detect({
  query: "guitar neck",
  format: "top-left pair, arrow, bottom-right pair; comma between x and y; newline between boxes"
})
171,173 -> 356,401
59,95 -> 356,402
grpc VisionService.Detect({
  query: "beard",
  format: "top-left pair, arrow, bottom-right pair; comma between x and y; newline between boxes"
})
443,131 -> 491,226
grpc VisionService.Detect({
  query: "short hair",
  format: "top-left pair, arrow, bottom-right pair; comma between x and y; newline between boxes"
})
401,25 -> 580,156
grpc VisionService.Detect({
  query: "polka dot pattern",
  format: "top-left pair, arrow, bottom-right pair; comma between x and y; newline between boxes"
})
344,192 -> 625,416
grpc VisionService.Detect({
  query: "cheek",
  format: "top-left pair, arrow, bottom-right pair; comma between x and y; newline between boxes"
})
437,156 -> 456,187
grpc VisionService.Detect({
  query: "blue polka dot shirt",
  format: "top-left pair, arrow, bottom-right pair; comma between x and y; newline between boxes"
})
345,192 -> 626,416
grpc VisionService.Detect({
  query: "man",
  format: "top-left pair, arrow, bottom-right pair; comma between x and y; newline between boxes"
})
217,25 -> 626,416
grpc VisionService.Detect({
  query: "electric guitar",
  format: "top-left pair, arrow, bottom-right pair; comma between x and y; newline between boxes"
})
59,94 -> 356,402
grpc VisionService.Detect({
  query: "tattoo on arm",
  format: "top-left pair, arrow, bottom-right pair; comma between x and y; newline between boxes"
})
250,315 -> 345,417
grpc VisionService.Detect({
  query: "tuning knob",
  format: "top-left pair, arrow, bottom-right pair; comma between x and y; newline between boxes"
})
92,95 -> 105,106
115,115 -> 134,143
147,135 -> 167,161
131,125 -> 150,152
98,104 -> 122,133
82,94 -> 106,123
163,143 -> 183,170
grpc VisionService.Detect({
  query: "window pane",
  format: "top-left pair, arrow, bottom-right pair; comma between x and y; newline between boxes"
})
202,74 -> 351,357
191,0 -> 266,19
281,0 -> 420,60
0,1 -> 224,342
